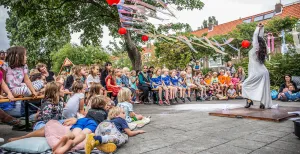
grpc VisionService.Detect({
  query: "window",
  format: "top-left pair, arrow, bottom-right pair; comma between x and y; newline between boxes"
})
209,57 -> 223,68
264,13 -> 274,19
254,16 -> 264,22
243,18 -> 251,23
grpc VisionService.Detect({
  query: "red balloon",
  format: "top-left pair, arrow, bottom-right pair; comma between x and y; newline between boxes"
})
141,35 -> 149,42
106,0 -> 120,6
241,40 -> 251,48
118,28 -> 127,35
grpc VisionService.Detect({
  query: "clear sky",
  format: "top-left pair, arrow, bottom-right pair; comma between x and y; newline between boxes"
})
0,0 -> 298,50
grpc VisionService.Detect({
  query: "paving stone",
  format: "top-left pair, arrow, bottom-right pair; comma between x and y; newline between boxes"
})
207,144 -> 252,154
242,133 -> 279,143
251,146 -> 296,154
256,130 -> 291,138
143,147 -> 187,154
279,133 -> 300,144
267,140 -> 300,153
169,136 -> 228,154
227,138 -> 267,150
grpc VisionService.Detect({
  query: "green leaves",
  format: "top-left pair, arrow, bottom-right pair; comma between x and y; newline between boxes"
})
51,44 -> 110,73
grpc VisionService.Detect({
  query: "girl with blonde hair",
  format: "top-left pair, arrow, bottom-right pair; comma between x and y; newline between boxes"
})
117,88 -> 144,122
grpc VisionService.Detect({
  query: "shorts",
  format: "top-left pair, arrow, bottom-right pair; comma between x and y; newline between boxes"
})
70,118 -> 98,132
33,119 -> 65,131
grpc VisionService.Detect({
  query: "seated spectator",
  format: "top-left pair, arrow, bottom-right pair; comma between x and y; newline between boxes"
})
1,46 -> 41,97
117,88 -> 144,123
278,74 -> 299,101
34,82 -> 65,130
0,70 -> 26,129
64,65 -> 87,90
105,69 -> 121,98
138,66 -> 151,103
86,64 -> 101,89
63,81 -> 85,118
227,84 -> 237,99
279,85 -> 300,102
237,66 -> 246,82
36,63 -> 55,83
100,62 -> 112,87
226,61 -> 236,75
85,107 -> 146,154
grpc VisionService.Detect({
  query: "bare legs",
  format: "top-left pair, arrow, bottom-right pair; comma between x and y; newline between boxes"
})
53,128 -> 92,154
8,127 -> 45,142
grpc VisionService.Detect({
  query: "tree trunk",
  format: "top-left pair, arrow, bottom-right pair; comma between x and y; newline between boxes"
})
124,32 -> 142,71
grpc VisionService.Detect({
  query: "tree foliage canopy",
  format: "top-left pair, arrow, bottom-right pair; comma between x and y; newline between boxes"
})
51,43 -> 110,73
0,0 -> 205,70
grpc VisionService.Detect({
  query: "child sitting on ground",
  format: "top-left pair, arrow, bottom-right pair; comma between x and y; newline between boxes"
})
86,83 -> 102,112
53,95 -> 108,154
227,84 -> 237,99
1,46 -> 42,97
117,88 -> 144,123
279,85 -> 300,102
34,82 -> 65,130
85,107 -> 146,154
63,81 -> 85,118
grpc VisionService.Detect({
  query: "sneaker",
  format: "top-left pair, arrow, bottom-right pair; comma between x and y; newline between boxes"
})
174,97 -> 179,103
187,97 -> 192,102
159,100 -> 163,106
85,134 -> 98,154
96,143 -> 117,153
165,100 -> 171,106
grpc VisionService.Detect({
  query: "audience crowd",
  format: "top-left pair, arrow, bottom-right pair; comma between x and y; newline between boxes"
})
0,46 -> 299,153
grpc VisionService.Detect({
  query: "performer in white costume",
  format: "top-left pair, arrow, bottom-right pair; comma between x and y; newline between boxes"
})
242,23 -> 273,109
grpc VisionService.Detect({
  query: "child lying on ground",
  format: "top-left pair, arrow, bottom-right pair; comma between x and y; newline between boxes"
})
117,88 -> 144,123
53,95 -> 108,154
85,107 -> 146,154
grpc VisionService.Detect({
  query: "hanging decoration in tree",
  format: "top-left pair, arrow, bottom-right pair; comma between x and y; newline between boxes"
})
118,27 -> 127,35
141,35 -> 149,41
241,40 -> 251,48
106,0 -> 120,6
106,0 -> 235,55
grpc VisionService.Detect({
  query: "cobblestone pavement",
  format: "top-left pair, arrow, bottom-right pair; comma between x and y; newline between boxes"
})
1,100 -> 300,154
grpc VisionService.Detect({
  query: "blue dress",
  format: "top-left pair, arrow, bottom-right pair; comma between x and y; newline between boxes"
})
178,77 -> 187,88
151,75 -> 162,89
171,76 -> 179,86
161,75 -> 171,86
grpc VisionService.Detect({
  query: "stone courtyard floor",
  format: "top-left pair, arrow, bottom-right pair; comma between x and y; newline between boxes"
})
1,100 -> 300,154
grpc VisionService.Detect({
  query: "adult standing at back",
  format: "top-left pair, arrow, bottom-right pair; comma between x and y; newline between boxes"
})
100,62 -> 112,87
36,63 -> 55,83
226,61 -> 236,76
138,65 -> 151,104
